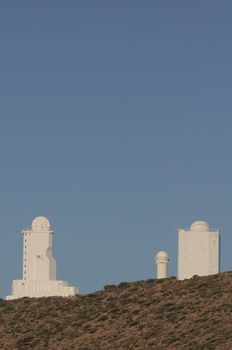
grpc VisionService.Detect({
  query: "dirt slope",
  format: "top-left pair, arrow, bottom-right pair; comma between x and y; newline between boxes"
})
1,272 -> 232,349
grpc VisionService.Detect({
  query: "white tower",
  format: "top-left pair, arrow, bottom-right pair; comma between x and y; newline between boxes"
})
155,251 -> 169,279
6,216 -> 78,299
22,216 -> 56,281
178,220 -> 220,280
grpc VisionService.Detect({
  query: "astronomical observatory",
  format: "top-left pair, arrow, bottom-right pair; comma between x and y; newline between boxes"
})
178,220 -> 220,280
6,216 -> 77,299
155,251 -> 169,279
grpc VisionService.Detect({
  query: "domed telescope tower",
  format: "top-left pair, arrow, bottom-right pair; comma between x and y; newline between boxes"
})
155,251 -> 169,279
22,216 -> 56,281
178,220 -> 220,280
6,216 -> 77,299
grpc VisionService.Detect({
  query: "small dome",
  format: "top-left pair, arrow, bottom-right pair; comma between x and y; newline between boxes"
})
155,250 -> 169,262
190,220 -> 210,232
32,216 -> 51,232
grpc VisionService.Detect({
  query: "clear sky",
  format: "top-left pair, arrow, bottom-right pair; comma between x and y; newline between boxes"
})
1,1 -> 232,297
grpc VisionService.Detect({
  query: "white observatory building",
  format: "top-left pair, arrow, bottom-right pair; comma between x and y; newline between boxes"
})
155,251 -> 169,279
178,220 -> 220,280
6,216 -> 77,299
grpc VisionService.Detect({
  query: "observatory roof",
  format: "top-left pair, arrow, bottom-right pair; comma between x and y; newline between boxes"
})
155,251 -> 169,261
31,216 -> 51,232
190,220 -> 210,232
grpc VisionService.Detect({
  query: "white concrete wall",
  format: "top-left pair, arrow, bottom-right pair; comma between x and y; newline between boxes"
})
6,280 -> 77,299
157,261 -> 168,279
178,221 -> 220,280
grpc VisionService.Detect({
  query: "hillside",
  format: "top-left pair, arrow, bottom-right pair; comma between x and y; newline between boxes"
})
1,272 -> 232,349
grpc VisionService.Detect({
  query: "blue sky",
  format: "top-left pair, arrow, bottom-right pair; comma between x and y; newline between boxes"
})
1,1 -> 232,297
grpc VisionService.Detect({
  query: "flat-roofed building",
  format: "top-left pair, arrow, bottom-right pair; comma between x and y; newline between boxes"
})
178,220 -> 220,280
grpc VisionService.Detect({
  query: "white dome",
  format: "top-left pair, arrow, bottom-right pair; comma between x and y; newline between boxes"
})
32,216 -> 51,232
155,250 -> 169,262
190,220 -> 210,232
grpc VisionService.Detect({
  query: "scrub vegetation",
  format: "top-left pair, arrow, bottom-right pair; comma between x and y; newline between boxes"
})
1,272 -> 232,349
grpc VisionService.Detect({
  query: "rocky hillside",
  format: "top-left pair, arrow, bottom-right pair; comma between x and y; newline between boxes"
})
1,272 -> 232,349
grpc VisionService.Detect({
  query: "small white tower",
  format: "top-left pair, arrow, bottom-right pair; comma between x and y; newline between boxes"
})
155,251 -> 169,279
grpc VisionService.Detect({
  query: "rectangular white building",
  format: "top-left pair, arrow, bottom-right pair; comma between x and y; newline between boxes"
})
178,220 -> 220,280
